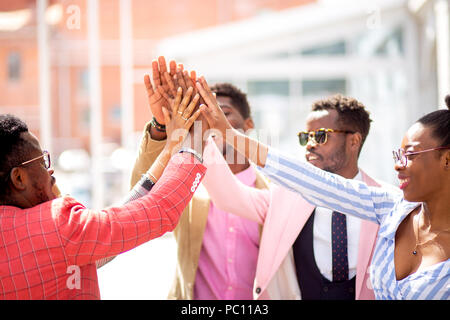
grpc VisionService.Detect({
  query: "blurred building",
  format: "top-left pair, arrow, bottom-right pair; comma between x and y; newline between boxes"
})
0,0 -> 315,154
0,0 -> 315,207
157,0 -> 450,184
0,0 -> 448,207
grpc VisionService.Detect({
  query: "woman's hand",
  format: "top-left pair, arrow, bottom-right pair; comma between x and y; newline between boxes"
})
162,86 -> 202,154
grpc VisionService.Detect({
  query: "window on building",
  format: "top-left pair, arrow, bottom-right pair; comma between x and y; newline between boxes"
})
247,80 -> 290,96
7,52 -> 21,82
79,69 -> 89,93
302,79 -> 347,96
375,27 -> 404,56
109,104 -> 121,123
300,41 -> 347,56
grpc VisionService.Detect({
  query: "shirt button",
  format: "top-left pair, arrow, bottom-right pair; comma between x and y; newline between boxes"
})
255,287 -> 261,294
228,286 -> 233,291
228,258 -> 233,263
323,286 -> 329,292
229,227 -> 234,232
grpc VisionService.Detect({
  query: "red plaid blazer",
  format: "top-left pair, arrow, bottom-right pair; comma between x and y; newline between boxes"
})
0,153 -> 206,299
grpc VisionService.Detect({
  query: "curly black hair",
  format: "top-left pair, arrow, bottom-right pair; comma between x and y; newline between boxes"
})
311,94 -> 372,154
210,83 -> 251,119
0,114 -> 30,199
416,94 -> 450,147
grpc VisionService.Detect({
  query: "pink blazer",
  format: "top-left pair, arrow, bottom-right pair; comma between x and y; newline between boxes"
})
202,142 -> 381,300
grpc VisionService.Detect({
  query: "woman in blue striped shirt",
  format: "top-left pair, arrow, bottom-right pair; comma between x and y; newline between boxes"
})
196,78 -> 449,300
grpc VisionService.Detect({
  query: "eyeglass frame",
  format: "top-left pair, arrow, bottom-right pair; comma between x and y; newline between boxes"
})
392,146 -> 450,168
297,128 -> 355,146
2,150 -> 51,183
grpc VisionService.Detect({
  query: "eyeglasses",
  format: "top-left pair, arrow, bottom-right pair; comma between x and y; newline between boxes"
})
297,128 -> 355,146
2,151 -> 51,182
392,146 -> 450,168
19,150 -> 51,169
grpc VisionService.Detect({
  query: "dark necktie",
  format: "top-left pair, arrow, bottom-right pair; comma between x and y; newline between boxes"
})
332,211 -> 349,282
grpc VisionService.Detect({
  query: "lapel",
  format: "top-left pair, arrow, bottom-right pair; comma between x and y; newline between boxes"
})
355,169 -> 381,299
254,168 -> 270,237
261,187 -> 315,288
188,164 -> 268,269
188,184 -> 211,266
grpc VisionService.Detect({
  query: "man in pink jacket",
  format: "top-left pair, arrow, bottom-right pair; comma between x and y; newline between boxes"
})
202,94 -> 393,300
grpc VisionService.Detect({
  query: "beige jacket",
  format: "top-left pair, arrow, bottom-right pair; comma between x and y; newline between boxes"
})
130,122 -> 269,299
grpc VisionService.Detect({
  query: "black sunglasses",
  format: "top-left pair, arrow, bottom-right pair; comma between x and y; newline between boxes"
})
297,128 -> 355,146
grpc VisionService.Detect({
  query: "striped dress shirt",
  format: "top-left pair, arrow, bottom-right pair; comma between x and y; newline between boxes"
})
260,148 -> 449,300
0,153 -> 205,300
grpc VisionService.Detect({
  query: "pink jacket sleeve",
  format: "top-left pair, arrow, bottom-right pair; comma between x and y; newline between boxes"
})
202,141 -> 270,225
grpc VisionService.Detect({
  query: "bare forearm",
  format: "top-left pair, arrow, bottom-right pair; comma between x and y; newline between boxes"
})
224,128 -> 268,168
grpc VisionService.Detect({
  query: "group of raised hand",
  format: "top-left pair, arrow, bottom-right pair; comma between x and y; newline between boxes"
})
144,56 -> 234,156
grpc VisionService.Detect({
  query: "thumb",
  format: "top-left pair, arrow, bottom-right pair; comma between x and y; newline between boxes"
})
162,107 -> 171,124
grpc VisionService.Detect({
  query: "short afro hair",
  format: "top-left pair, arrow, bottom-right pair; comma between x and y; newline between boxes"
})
0,114 -> 30,199
210,83 -> 251,119
311,94 -> 372,153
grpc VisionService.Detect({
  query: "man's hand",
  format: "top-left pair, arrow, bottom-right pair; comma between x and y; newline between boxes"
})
196,76 -> 232,138
144,56 -> 177,125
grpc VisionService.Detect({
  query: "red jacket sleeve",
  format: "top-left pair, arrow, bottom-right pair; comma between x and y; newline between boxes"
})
55,152 -> 206,266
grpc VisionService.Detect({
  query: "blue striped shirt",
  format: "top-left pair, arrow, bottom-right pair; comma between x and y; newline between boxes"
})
261,148 -> 449,300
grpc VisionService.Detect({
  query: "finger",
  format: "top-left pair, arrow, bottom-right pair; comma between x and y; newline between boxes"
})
172,87 -> 183,114
144,74 -> 155,96
169,60 -> 177,76
157,86 -> 171,102
179,87 -> 194,114
183,93 -> 200,118
151,60 -> 161,86
190,70 -> 196,82
200,78 -> 219,107
176,67 -> 187,91
178,63 -> 184,71
158,56 -> 171,89
158,56 -> 168,74
164,71 -> 177,97
184,106 -> 203,131
199,76 -> 214,96
196,81 -> 216,108
162,106 -> 171,125
183,70 -> 194,88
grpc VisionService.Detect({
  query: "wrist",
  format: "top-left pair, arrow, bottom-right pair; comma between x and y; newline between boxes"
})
179,146 -> 203,163
151,116 -> 166,130
148,123 -> 167,141
181,133 -> 204,158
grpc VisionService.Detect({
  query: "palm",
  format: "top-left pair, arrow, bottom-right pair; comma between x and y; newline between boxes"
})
146,79 -> 170,124
145,57 -> 177,125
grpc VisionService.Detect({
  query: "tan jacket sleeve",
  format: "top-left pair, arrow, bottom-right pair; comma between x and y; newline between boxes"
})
130,122 -> 167,188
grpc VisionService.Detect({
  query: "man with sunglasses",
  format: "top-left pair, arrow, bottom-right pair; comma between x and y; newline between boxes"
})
202,91 -> 392,300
